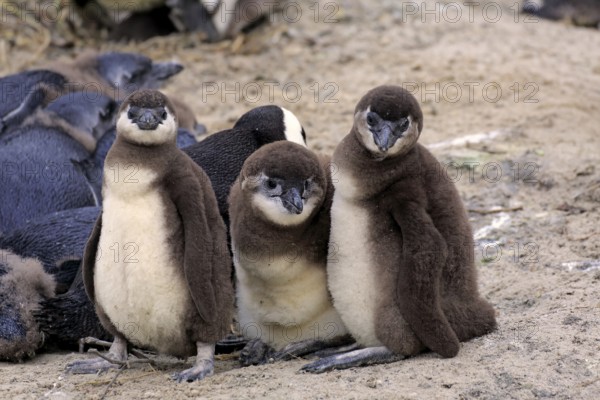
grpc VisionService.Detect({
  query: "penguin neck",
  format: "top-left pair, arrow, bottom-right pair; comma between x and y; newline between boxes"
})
106,135 -> 178,171
334,131 -> 422,198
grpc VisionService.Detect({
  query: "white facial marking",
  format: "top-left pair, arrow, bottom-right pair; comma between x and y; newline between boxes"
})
251,191 -> 318,226
355,108 -> 419,159
116,105 -> 177,145
355,106 -> 380,154
209,0 -> 239,36
281,107 -> 307,146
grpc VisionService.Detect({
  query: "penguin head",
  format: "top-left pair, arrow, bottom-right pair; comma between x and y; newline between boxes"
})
46,92 -> 118,140
95,52 -> 184,95
234,105 -> 307,147
116,89 -> 178,145
353,85 -> 423,160
239,141 -> 326,226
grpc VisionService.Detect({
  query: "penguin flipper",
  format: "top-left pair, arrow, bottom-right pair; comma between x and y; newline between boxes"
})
391,203 -> 460,358
81,215 -> 103,303
170,162 -> 219,324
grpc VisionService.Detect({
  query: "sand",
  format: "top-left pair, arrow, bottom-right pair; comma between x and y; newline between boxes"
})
1,0 -> 599,398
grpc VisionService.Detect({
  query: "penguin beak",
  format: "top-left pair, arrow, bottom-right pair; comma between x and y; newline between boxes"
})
372,123 -> 396,153
135,109 -> 161,130
281,187 -> 304,215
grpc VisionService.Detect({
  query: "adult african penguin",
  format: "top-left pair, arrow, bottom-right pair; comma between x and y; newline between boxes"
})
302,85 -> 497,373
183,104 -> 306,229
66,89 -> 234,382
228,141 -> 349,365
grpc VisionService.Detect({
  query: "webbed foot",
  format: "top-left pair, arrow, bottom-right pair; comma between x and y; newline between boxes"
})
301,346 -> 404,374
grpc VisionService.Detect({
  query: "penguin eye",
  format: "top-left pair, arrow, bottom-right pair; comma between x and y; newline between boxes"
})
161,110 -> 167,120
399,118 -> 410,131
266,179 -> 278,190
127,106 -> 139,120
366,112 -> 378,126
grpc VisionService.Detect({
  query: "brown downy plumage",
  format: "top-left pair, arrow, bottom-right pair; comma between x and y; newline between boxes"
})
72,89 -> 233,381
228,141 -> 348,364
0,250 -> 56,362
328,85 -> 497,359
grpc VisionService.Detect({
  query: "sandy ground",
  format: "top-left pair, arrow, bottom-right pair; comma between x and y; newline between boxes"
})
1,0 -> 600,398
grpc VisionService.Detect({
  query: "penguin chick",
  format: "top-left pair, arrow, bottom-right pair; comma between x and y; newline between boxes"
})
229,141 -> 349,366
302,85 -> 497,373
0,250 -> 56,362
66,89 -> 234,382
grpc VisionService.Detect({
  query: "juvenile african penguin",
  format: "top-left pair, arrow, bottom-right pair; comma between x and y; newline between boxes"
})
0,110 -> 104,233
228,141 -> 349,365
302,85 -> 497,373
66,89 -> 234,382
183,104 -> 306,230
0,52 -> 183,136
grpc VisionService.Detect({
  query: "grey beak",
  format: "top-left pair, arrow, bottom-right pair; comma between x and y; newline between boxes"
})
281,187 -> 304,215
136,110 -> 160,130
373,124 -> 394,152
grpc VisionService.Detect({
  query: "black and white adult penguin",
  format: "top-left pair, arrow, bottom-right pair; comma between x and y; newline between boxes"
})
183,104 -> 306,230
169,0 -> 280,41
228,141 -> 349,366
302,85 -> 497,373
66,89 -> 234,382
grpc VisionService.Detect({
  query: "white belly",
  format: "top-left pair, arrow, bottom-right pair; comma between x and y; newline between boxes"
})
327,190 -> 383,347
95,167 -> 189,351
234,249 -> 347,350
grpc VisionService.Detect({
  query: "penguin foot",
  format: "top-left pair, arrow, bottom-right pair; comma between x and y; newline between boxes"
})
66,356 -> 122,374
310,342 -> 362,359
239,339 -> 274,366
172,358 -> 214,382
172,341 -> 215,382
66,335 -> 128,374
271,335 -> 356,361
300,346 -> 405,374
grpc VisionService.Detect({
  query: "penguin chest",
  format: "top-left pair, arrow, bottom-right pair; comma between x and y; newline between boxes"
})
234,251 -> 344,348
328,189 -> 383,348
95,167 -> 190,351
